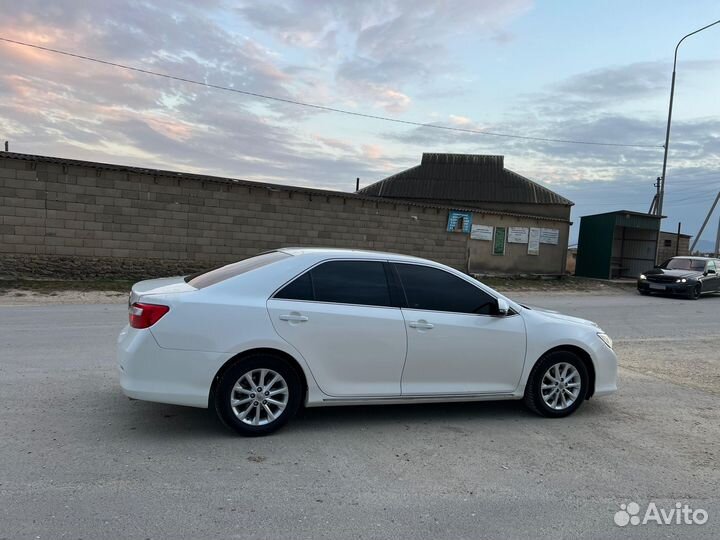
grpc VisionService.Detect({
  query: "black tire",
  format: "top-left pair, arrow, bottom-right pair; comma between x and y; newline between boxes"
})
688,284 -> 702,300
524,350 -> 589,418
214,354 -> 302,436
639,289 -> 650,296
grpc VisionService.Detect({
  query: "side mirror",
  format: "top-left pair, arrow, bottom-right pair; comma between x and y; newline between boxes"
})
496,298 -> 509,316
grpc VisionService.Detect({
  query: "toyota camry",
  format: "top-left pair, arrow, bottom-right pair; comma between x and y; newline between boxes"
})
118,248 -> 617,435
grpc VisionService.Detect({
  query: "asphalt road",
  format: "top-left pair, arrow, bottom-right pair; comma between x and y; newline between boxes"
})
1,291 -> 718,539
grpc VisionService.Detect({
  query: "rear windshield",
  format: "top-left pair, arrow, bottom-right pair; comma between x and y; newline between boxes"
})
185,251 -> 290,289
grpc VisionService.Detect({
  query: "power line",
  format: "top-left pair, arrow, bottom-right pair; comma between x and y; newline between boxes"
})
0,36 -> 665,150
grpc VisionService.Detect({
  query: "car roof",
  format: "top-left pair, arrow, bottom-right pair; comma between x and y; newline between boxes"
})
671,256 -> 716,261
278,247 -> 432,264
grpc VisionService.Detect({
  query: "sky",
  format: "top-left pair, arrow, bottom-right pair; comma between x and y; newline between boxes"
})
0,0 -> 718,246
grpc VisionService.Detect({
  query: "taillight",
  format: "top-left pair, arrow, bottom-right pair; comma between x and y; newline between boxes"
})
129,302 -> 169,329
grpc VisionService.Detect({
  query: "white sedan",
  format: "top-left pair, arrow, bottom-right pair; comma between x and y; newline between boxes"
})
118,248 -> 617,436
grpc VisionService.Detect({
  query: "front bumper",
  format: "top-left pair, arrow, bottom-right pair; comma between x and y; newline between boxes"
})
117,325 -> 226,408
591,339 -> 618,397
637,281 -> 693,295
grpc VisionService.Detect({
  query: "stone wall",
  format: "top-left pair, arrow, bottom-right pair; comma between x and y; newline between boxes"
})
1,153 -> 475,279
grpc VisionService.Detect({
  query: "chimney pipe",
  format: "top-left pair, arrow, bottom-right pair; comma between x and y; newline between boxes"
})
3,141 -> 7,152
355,177 -> 360,192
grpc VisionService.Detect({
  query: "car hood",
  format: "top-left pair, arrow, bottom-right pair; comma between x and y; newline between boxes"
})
524,306 -> 600,329
644,268 -> 702,279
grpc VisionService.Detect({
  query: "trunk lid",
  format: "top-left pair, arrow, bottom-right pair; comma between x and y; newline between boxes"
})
129,276 -> 196,305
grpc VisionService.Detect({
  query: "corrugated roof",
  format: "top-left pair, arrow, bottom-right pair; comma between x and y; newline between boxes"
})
359,153 -> 573,206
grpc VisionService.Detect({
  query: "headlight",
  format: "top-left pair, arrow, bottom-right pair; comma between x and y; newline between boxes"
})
597,332 -> 613,350
639,274 -> 647,280
676,278 -> 687,283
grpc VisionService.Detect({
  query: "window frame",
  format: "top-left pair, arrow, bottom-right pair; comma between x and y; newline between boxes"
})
271,258 -> 402,309
389,261 -> 513,317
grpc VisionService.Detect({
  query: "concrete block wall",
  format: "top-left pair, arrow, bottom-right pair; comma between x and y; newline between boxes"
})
0,154 -> 470,279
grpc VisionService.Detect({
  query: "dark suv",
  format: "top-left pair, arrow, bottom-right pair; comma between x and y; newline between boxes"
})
638,256 -> 720,299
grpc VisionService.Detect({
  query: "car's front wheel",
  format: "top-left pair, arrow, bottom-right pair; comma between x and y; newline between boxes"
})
524,351 -> 589,418
214,354 -> 302,436
688,283 -> 702,300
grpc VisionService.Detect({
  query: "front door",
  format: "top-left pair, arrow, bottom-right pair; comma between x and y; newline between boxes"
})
392,263 -> 527,395
267,260 -> 407,397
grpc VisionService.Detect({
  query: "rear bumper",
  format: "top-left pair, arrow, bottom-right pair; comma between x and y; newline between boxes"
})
117,325 -> 226,408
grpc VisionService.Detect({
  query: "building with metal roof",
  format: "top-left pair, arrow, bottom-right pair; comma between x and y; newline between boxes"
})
359,153 -> 573,276
359,153 -> 573,221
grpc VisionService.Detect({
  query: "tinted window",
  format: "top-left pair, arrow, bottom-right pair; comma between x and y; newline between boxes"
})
275,261 -> 392,307
395,263 -> 497,315
274,271 -> 313,300
186,251 -> 290,289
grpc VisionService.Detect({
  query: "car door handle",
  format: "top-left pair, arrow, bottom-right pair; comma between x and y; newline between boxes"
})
409,320 -> 434,330
279,314 -> 309,322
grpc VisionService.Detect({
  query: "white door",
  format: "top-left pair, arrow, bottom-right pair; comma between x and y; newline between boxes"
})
266,260 -> 407,397
392,263 -> 527,395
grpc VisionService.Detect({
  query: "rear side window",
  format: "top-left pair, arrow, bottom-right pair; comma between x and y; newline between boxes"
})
186,251 -> 290,289
394,263 -> 497,315
275,260 -> 391,307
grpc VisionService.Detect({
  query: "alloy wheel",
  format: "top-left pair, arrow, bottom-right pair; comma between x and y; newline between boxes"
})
230,368 -> 289,426
540,362 -> 581,411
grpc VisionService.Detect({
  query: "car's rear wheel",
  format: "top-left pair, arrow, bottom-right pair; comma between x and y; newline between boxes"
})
688,283 -> 702,300
639,289 -> 650,296
214,354 -> 301,436
524,351 -> 589,418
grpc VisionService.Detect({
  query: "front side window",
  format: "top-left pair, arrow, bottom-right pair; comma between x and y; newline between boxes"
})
394,263 -> 497,315
275,260 -> 391,307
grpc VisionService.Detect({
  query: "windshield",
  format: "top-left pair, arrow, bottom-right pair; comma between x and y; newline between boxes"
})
662,258 -> 706,271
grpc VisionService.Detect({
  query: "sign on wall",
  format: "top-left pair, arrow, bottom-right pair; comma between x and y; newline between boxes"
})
528,228 -> 541,255
493,227 -> 507,255
470,224 -> 493,241
507,227 -> 529,244
446,210 -> 473,233
540,228 -> 560,245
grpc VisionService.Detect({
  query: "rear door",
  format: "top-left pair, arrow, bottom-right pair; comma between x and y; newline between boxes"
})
266,260 -> 407,397
393,262 -> 527,395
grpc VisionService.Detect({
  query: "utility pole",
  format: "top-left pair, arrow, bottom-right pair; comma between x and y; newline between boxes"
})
690,191 -> 720,253
649,177 -> 660,214
715,214 -> 720,257
675,222 -> 681,256
657,19 -> 720,218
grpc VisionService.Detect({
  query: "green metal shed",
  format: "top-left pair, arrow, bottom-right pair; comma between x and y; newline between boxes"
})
575,210 -> 662,279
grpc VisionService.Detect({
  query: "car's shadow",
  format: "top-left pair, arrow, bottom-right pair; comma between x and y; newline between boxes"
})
109,394 -> 609,440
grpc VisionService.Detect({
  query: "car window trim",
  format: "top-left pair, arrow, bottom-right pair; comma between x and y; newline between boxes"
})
389,261 -> 516,317
270,258 -> 400,310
